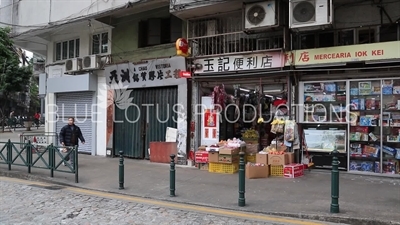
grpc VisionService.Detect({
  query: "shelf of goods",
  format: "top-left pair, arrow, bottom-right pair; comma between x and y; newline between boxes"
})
349,80 -> 400,175
301,82 -> 349,170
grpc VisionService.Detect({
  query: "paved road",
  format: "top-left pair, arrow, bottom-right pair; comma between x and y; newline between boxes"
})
0,177 -> 347,225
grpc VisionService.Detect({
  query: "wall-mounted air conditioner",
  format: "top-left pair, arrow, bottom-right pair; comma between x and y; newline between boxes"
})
65,58 -> 82,73
289,0 -> 333,30
244,0 -> 277,30
82,55 -> 101,70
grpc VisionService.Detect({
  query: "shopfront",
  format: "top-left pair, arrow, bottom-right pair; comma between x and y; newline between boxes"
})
192,50 -> 293,154
104,56 -> 188,159
295,41 -> 400,176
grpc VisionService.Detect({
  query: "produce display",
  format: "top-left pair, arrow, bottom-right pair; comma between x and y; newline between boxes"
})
242,128 -> 259,139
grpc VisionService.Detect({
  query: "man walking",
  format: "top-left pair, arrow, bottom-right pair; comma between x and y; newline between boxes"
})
59,117 -> 85,167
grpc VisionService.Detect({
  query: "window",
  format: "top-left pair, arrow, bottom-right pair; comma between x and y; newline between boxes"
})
138,15 -> 182,48
338,30 -> 355,46
299,34 -> 316,49
380,24 -> 399,42
358,27 -> 376,44
55,39 -> 80,61
92,32 -> 109,54
318,32 -> 334,48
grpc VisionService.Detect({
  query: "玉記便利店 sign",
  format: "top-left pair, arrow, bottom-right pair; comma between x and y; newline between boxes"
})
295,40 -> 400,66
193,51 -> 284,74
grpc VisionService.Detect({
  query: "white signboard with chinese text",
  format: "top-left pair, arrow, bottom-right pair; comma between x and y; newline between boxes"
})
105,56 -> 187,89
193,51 -> 284,74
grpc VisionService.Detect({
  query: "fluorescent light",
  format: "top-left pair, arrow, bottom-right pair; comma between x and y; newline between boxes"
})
265,94 -> 274,98
263,89 -> 281,93
240,88 -> 250,92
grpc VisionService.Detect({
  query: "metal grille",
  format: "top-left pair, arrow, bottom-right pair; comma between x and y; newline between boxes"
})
56,92 -> 94,154
188,11 -> 284,57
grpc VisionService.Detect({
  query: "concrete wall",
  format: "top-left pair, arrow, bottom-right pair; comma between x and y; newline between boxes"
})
111,6 -> 184,63
333,0 -> 400,29
0,0 -> 13,28
11,0 -> 127,34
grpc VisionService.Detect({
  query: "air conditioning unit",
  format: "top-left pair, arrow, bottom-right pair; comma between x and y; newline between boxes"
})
244,1 -> 277,30
82,55 -> 101,70
289,0 -> 333,30
65,58 -> 82,72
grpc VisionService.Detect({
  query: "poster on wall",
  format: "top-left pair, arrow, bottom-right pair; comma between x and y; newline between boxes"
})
201,97 -> 219,146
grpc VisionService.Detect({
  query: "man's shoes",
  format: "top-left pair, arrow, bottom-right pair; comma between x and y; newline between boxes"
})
63,162 -> 66,166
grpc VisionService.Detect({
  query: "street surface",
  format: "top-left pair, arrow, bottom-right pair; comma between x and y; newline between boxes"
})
0,177 -> 347,225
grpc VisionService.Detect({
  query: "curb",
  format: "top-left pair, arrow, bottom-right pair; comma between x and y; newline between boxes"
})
0,170 -> 399,225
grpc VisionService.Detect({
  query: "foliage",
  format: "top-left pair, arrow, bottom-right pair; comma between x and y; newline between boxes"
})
29,77 -> 40,114
0,27 -> 33,130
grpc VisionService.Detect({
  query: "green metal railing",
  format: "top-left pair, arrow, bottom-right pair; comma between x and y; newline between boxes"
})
0,139 -> 79,183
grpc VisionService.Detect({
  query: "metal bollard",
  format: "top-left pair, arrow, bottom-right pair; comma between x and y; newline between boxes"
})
238,152 -> 246,207
170,154 -> 176,197
330,145 -> 340,213
119,150 -> 124,190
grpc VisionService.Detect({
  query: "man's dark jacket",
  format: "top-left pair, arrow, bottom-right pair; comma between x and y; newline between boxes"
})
59,124 -> 85,146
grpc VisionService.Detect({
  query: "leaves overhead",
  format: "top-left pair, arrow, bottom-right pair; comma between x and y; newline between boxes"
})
0,27 -> 32,94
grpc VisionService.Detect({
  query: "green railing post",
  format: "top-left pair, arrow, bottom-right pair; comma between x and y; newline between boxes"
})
119,150 -> 124,190
49,144 -> 54,177
74,145 -> 79,183
238,152 -> 246,207
26,141 -> 32,173
330,145 -> 340,213
7,139 -> 12,170
169,154 -> 176,197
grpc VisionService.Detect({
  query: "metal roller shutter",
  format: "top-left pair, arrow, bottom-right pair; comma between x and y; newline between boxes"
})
56,92 -> 94,154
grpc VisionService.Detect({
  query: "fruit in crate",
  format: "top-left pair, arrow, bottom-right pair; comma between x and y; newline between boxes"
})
264,146 -> 285,155
242,129 -> 259,139
218,140 -> 228,146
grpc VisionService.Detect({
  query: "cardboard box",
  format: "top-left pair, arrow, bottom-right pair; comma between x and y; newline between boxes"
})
219,147 -> 239,155
256,153 -> 268,164
198,163 -> 209,171
246,164 -> 269,179
195,151 -> 208,163
285,152 -> 294,164
198,146 -> 207,151
208,152 -> 219,163
268,154 -> 286,166
218,154 -> 239,164
284,163 -> 304,178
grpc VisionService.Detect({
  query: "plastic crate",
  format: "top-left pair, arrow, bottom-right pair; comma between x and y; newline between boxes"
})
208,162 -> 239,174
246,154 -> 256,163
270,165 -> 284,177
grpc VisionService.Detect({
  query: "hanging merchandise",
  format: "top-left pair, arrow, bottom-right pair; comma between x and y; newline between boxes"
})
270,119 -> 278,134
212,84 -> 227,111
284,120 -> 296,142
276,119 -> 285,133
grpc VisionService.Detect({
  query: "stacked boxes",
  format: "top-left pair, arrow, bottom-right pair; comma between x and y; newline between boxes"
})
208,147 -> 240,174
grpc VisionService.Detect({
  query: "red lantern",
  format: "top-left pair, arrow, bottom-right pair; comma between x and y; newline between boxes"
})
176,38 -> 189,57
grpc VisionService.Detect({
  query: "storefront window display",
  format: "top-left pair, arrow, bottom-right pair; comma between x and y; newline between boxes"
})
299,79 -> 400,176
349,79 -> 400,175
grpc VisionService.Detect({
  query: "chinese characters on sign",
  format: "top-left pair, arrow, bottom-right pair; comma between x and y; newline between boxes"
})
194,51 -> 283,74
105,57 -> 186,88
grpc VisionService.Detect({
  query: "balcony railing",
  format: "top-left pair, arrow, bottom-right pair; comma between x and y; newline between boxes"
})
188,11 -> 283,57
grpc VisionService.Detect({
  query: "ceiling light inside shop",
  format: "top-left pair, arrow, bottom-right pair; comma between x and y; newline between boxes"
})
240,88 -> 250,92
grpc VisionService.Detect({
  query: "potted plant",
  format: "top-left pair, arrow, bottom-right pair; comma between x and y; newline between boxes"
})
23,116 -> 33,131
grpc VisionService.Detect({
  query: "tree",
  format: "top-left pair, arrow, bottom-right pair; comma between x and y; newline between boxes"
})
0,27 -> 33,132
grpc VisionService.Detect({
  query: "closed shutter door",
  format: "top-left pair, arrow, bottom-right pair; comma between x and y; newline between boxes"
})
56,92 -> 94,154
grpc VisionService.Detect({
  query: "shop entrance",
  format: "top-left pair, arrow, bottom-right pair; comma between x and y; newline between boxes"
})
113,86 -> 178,159
197,76 -> 292,153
